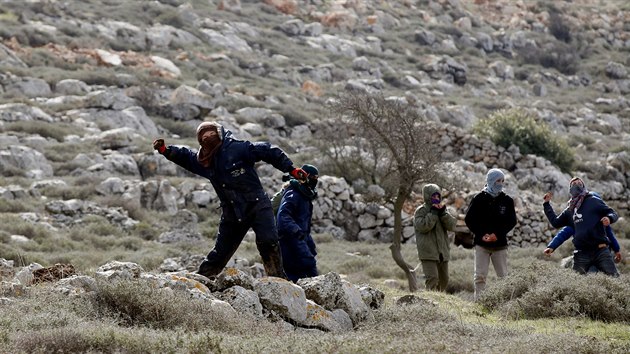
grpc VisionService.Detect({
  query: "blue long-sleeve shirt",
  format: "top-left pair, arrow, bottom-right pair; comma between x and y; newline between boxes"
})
547,225 -> 620,252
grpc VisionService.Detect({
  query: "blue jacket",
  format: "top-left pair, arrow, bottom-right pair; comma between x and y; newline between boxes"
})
164,128 -> 294,221
543,193 -> 618,251
547,225 -> 620,252
277,183 -> 317,281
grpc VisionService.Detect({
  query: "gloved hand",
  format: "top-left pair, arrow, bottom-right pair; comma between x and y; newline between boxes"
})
290,167 -> 307,181
153,139 -> 166,154
431,204 -> 445,215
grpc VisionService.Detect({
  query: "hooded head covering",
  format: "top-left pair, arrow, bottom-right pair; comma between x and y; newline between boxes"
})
483,168 -> 505,197
302,164 -> 319,190
422,184 -> 441,206
196,121 -> 222,168
567,177 -> 588,211
290,164 -> 319,200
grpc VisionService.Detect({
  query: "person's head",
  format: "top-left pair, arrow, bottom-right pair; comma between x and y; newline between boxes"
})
301,164 -> 319,189
422,184 -> 441,205
569,177 -> 586,198
485,168 -> 505,196
196,121 -> 223,167
196,121 -> 222,145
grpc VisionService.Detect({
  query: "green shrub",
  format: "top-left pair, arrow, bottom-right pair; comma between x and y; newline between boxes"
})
34,179 -> 99,200
13,326 -> 226,354
151,116 -> 196,138
0,215 -> 51,241
474,108 -> 575,172
518,41 -> 580,75
214,95 -> 266,113
479,262 -> 630,323
4,121 -> 82,142
0,198 -> 36,213
89,279 -> 244,331
154,9 -> 186,28
275,105 -> 310,127
548,11 -> 572,43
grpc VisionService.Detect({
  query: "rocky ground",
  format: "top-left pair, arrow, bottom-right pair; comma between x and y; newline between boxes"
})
0,0 -> 629,248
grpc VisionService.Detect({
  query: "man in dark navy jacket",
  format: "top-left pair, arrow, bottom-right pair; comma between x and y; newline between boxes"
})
543,177 -> 619,276
153,121 -> 306,279
276,164 -> 319,282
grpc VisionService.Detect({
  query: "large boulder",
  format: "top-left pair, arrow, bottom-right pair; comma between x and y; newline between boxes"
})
297,272 -> 373,325
0,103 -> 53,122
158,209 -> 201,243
219,285 -> 263,317
254,277 -> 307,323
0,145 -> 53,178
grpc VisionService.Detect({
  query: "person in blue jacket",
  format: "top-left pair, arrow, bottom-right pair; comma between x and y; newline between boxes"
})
153,121 -> 307,279
543,193 -> 622,267
543,177 -> 619,276
276,164 -> 319,282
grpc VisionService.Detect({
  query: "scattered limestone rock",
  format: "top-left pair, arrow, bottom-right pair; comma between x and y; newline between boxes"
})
359,285 -> 385,309
255,277 -> 308,323
395,294 -> 438,307
220,285 -> 263,317
302,299 -> 346,333
53,275 -> 97,296
95,261 -> 144,280
215,267 -> 256,291
298,272 -> 372,325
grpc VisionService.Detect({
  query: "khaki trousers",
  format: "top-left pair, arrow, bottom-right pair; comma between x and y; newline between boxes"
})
474,246 -> 508,300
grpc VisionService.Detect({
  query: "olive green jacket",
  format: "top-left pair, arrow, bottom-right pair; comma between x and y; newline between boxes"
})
414,184 -> 457,261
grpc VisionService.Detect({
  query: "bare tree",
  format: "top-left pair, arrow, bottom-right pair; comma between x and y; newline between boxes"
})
326,91 -> 446,292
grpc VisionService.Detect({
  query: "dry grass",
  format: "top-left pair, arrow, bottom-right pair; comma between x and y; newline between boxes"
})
1,274 -> 628,353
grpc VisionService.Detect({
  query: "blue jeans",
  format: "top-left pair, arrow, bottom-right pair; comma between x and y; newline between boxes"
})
573,248 -> 618,276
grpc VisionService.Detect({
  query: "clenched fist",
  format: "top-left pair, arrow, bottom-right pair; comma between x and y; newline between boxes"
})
153,139 -> 166,154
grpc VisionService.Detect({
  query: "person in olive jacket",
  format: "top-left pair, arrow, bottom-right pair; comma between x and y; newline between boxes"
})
153,121 -> 307,279
465,168 -> 517,300
414,183 -> 457,291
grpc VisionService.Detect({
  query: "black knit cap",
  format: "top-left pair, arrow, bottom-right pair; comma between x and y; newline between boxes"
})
301,164 -> 318,177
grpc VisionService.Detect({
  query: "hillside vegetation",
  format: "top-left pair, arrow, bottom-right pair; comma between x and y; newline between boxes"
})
0,0 -> 629,352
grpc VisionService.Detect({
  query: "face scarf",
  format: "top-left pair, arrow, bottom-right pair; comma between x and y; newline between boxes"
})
196,122 -> 222,168
567,177 -> 588,211
483,168 -> 504,197
290,179 -> 318,200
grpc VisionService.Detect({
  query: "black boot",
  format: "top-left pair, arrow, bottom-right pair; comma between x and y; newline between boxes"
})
197,248 -> 231,279
257,241 -> 288,279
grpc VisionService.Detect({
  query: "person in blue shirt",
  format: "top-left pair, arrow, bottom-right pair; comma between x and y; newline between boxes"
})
544,225 -> 621,262
153,121 -> 307,279
543,177 -> 619,276
543,194 -> 622,267
276,164 -> 319,282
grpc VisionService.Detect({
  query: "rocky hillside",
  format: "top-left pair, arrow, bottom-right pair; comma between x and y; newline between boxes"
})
1,0 -> 629,252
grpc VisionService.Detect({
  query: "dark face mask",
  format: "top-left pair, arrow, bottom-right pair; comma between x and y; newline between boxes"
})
430,193 -> 441,205
570,184 -> 584,198
307,176 -> 318,189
